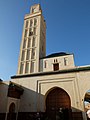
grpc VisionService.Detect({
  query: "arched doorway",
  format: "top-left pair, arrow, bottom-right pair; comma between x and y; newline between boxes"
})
45,87 -> 72,120
7,103 -> 16,120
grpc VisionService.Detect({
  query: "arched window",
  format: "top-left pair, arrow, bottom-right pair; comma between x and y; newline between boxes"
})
25,20 -> 28,28
64,57 -> 68,66
34,18 -> 37,26
44,60 -> 47,68
30,19 -> 33,27
9,103 -> 15,113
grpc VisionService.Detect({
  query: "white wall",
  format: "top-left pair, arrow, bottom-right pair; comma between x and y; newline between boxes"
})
11,71 -> 83,112
42,54 -> 75,72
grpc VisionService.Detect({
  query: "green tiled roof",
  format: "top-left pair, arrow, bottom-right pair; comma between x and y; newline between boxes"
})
44,52 -> 72,59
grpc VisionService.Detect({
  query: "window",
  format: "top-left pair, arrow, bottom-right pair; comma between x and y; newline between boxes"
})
32,37 -> 36,47
23,39 -> 27,49
25,20 -> 28,28
54,59 -> 58,63
21,50 -> 25,61
32,8 -> 35,13
64,58 -> 68,66
53,63 -> 59,71
29,28 -> 33,36
26,50 -> 30,60
24,29 -> 28,37
30,19 -> 33,27
25,62 -> 29,73
34,27 -> 37,35
31,49 -> 35,59
27,38 -> 31,48
44,60 -> 47,68
34,18 -> 37,26
20,62 -> 24,74
30,61 -> 35,73
31,7 -> 37,13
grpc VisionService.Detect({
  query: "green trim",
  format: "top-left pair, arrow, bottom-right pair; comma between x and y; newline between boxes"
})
11,66 -> 90,79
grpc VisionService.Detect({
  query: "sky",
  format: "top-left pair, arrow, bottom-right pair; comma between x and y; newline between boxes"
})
0,0 -> 90,80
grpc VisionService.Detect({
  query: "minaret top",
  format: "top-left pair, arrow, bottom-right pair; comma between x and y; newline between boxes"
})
30,4 -> 41,14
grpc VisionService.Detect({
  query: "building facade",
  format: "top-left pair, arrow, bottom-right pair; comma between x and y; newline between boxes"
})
0,4 -> 90,120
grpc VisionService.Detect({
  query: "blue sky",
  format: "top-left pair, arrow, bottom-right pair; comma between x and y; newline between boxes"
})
0,0 -> 90,80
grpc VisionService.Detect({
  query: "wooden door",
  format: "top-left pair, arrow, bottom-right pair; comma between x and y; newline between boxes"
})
46,87 -> 71,120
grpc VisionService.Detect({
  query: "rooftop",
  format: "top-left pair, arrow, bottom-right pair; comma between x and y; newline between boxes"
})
43,52 -> 72,59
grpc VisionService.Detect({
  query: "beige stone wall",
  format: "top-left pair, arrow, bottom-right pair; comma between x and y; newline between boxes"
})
42,54 -> 75,72
11,70 -> 84,113
76,71 -> 90,111
0,81 -> 9,113
0,69 -> 90,115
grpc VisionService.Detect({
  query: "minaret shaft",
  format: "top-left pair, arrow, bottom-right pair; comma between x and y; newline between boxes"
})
17,4 -> 46,75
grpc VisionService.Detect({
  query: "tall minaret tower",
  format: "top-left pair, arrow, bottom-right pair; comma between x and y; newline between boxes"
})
17,4 -> 46,75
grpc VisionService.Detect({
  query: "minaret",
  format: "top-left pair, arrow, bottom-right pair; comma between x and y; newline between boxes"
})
17,4 -> 46,75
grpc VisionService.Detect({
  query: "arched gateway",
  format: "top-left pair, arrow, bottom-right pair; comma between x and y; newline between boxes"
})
45,87 -> 72,120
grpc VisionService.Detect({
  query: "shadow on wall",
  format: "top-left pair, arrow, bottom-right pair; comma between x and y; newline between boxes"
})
0,81 -> 9,120
0,81 -> 89,120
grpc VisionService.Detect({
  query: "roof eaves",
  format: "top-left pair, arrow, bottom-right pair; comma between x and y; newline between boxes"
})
11,66 -> 90,79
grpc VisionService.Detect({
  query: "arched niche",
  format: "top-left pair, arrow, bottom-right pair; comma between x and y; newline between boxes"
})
7,102 -> 16,120
9,102 -> 15,113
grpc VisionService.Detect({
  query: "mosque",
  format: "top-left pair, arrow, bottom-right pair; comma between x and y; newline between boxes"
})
0,4 -> 90,120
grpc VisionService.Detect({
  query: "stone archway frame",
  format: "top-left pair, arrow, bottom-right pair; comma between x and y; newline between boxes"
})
45,87 -> 71,109
45,87 -> 72,120
44,85 -> 73,111
36,77 -> 79,112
